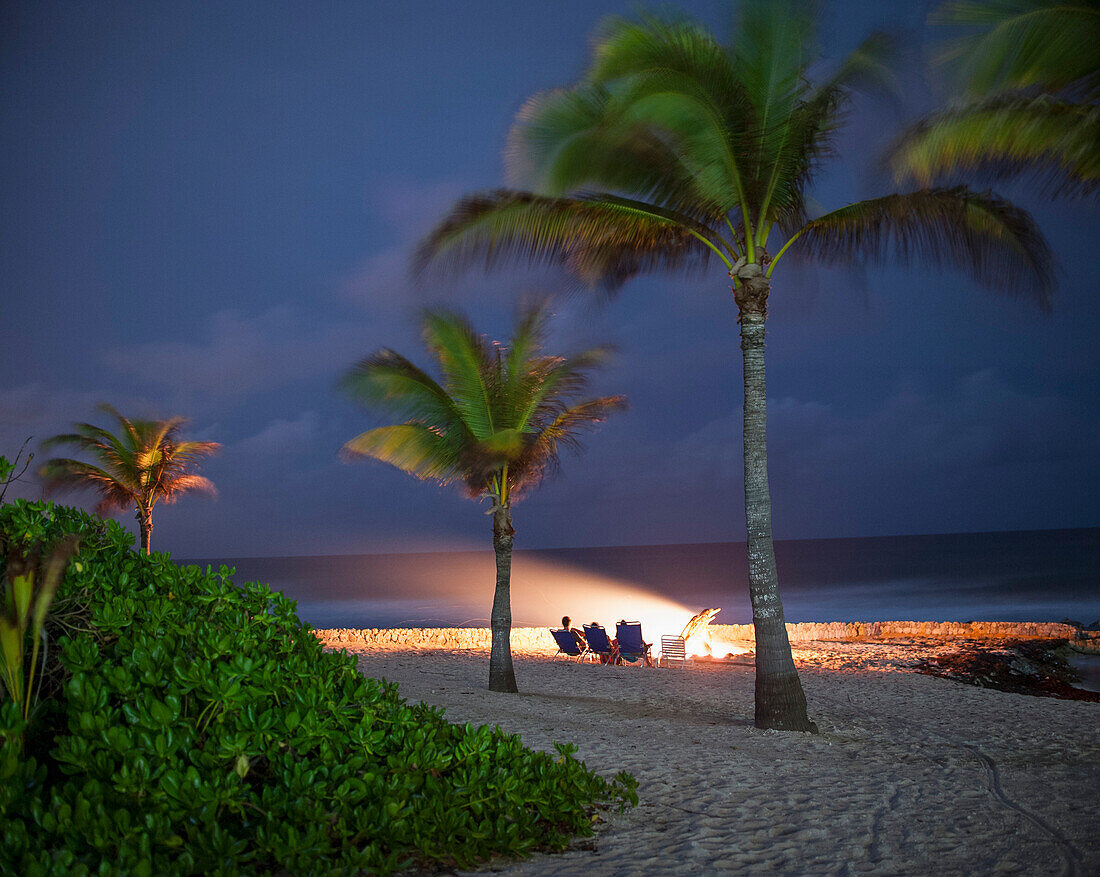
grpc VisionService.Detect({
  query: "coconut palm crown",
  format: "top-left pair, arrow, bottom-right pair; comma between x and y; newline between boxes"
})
415,0 -> 1054,730
39,404 -> 220,555
340,305 -> 626,693
891,0 -> 1099,199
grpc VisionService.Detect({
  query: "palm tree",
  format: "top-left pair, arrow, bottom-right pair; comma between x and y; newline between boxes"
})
891,0 -> 1099,198
39,404 -> 220,554
340,305 -> 625,693
415,1 -> 1054,731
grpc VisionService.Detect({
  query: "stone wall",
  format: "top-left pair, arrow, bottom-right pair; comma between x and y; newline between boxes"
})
315,621 -> 1097,653
317,626 -> 549,653
708,621 -> 1087,642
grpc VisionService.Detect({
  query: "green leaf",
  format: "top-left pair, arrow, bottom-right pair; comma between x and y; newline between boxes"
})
931,0 -> 1100,96
341,425 -> 459,483
782,187 -> 1054,307
891,97 -> 1099,199
10,574 -> 33,628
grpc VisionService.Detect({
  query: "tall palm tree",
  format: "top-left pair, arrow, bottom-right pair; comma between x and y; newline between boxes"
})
39,404 -> 220,554
415,1 -> 1054,731
891,0 -> 1099,198
341,305 -> 625,693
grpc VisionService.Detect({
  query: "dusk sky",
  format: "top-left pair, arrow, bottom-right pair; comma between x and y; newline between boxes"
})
3,0 -> 1098,559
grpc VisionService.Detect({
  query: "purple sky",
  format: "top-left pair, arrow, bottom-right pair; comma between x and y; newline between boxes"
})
3,1 -> 1098,559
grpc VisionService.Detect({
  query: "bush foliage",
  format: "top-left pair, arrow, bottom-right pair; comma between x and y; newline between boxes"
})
0,499 -> 636,875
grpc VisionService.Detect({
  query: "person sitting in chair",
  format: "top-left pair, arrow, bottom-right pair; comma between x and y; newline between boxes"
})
590,621 -> 620,665
562,616 -> 587,650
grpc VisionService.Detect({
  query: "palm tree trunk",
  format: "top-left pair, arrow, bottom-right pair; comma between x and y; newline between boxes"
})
488,507 -> 519,693
136,509 -> 152,555
736,274 -> 817,733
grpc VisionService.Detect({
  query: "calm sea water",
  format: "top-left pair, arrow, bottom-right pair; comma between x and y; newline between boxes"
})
187,528 -> 1100,631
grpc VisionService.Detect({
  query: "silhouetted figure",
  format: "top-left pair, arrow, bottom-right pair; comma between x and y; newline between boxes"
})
562,615 -> 587,649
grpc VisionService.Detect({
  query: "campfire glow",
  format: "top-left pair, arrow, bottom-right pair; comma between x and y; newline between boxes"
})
677,607 -> 751,660
376,549 -> 753,661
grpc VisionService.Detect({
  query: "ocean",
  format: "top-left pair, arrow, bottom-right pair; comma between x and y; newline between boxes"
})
187,527 -> 1100,632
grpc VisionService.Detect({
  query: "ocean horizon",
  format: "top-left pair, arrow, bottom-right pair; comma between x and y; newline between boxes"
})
185,527 -> 1100,632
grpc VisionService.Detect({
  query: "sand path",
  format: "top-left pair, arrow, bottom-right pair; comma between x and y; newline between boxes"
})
342,641 -> 1099,876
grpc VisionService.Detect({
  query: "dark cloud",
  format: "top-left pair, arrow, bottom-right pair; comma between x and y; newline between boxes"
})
230,412 -> 320,461
103,306 -> 369,402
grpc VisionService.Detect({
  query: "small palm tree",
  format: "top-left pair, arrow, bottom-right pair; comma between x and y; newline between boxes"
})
39,404 -> 220,554
416,1 -> 1053,730
891,0 -> 1099,199
340,305 -> 625,693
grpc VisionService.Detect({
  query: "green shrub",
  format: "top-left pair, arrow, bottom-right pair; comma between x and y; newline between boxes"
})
0,500 -> 636,875
1,531 -> 80,735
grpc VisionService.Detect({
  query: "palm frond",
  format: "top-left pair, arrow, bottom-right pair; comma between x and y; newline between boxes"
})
890,96 -> 1099,198
540,395 -> 629,444
169,440 -> 222,462
821,30 -> 900,98
508,83 -> 734,220
41,425 -> 140,492
932,0 -> 1100,97
589,12 -> 774,218
413,190 -> 715,290
143,419 -> 185,464
732,0 -> 817,188
517,346 -> 618,430
590,11 -> 742,105
764,30 -> 898,231
341,424 -> 461,484
610,77 -> 750,213
40,427 -> 110,453
421,310 -> 499,440
755,26 -> 898,239
39,459 -> 124,495
510,396 -> 628,498
755,91 -> 841,240
160,474 -> 217,502
98,403 -> 144,459
499,303 -> 552,429
38,458 -> 134,516
341,349 -> 468,432
786,187 -> 1054,308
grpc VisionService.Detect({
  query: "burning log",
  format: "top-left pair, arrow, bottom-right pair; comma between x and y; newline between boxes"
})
675,608 -> 751,660
680,607 -> 721,641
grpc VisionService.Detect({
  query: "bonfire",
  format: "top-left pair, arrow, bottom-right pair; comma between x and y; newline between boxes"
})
679,608 -> 750,659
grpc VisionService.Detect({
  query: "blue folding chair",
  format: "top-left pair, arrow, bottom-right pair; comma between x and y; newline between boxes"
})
582,623 -> 616,664
615,621 -> 653,667
549,628 -> 590,662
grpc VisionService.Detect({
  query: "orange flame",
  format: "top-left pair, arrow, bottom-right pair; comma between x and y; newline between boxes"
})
675,608 -> 750,660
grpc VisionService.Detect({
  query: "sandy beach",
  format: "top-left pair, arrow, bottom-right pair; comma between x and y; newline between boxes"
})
324,632 -> 1099,876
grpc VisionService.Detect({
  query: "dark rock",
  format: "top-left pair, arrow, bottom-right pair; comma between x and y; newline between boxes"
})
914,638 -> 1100,702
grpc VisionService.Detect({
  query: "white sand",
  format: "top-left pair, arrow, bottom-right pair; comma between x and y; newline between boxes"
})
334,637 -> 1099,876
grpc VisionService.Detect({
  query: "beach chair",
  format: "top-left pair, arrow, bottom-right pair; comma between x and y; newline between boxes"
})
549,628 -> 589,662
616,621 -> 653,667
582,623 -> 616,664
658,635 -> 689,668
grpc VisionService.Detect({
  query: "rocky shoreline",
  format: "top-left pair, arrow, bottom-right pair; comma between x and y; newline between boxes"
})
913,638 -> 1100,701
